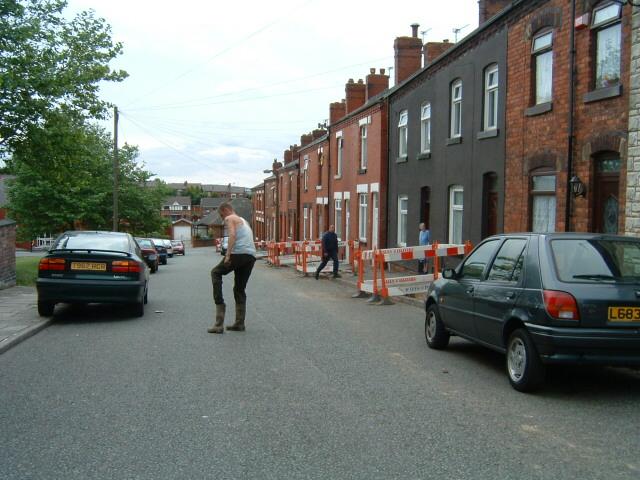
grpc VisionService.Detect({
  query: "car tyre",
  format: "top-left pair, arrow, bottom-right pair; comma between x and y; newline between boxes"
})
425,303 -> 450,349
37,300 -> 55,317
144,289 -> 148,305
151,264 -> 157,274
506,328 -> 545,392
132,297 -> 145,317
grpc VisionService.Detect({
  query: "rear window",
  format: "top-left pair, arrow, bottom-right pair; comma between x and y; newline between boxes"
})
551,238 -> 640,283
54,233 -> 130,252
137,239 -> 154,249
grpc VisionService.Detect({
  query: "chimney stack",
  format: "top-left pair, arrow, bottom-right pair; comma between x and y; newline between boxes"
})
283,149 -> 293,164
329,100 -> 346,125
312,129 -> 326,140
300,134 -> 312,147
424,40 -> 454,64
345,79 -> 366,114
478,0 -> 511,25
394,24 -> 424,85
366,68 -> 389,100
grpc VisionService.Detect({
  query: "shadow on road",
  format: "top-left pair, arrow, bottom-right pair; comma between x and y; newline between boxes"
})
51,303 -> 144,324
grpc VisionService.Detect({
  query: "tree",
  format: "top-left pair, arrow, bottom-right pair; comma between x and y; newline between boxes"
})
6,112 -> 170,239
0,0 -> 127,153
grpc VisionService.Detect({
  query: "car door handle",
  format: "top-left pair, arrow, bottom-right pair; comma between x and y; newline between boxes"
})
506,291 -> 516,299
466,287 -> 474,294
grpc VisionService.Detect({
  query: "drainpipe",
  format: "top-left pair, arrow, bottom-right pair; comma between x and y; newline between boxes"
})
565,0 -> 577,231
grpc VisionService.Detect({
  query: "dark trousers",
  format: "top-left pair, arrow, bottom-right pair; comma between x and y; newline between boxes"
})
211,254 -> 256,305
316,251 -> 339,275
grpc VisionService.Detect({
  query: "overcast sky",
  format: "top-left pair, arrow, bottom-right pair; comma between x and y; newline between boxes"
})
66,0 -> 479,188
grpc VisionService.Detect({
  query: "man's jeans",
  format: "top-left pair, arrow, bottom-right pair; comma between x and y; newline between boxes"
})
316,251 -> 339,275
211,254 -> 256,305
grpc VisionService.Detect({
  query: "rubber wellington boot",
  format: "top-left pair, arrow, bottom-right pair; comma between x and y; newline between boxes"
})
226,304 -> 246,331
207,304 -> 226,334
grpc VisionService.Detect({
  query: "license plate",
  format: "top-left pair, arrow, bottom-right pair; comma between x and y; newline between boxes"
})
70,262 -> 106,272
608,307 -> 640,322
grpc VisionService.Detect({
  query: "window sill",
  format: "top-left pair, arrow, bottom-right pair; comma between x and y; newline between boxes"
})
525,102 -> 552,117
333,175 -> 342,180
396,156 -> 408,163
446,136 -> 462,146
358,168 -> 367,175
583,84 -> 622,103
315,185 -> 322,190
477,129 -> 499,140
359,238 -> 367,243
418,152 -> 431,160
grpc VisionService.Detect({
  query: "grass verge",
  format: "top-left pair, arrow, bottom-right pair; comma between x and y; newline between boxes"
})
15,257 -> 40,286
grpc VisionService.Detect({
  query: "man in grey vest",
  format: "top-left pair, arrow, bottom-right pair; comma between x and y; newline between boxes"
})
208,202 -> 256,334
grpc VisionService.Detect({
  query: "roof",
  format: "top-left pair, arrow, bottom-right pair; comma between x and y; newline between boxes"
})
200,197 -> 224,208
172,218 -> 193,225
202,184 -> 247,194
0,175 -> 16,206
195,198 -> 254,227
163,196 -> 191,206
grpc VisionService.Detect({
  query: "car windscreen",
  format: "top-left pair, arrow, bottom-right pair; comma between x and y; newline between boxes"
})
551,238 -> 640,283
137,239 -> 154,249
54,234 -> 130,252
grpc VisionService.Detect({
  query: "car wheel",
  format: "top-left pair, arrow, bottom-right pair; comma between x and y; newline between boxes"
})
506,328 -> 545,392
144,289 -> 148,305
132,297 -> 145,317
162,258 -> 167,265
425,304 -> 450,349
37,300 -> 55,317
151,264 -> 157,274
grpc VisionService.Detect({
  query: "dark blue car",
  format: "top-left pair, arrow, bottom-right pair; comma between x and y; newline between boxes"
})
425,233 -> 640,392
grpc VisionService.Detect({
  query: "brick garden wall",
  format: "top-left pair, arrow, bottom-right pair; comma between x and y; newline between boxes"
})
0,220 -> 16,289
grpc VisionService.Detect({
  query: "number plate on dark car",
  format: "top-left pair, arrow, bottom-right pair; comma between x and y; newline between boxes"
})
70,262 -> 106,271
608,307 -> 640,322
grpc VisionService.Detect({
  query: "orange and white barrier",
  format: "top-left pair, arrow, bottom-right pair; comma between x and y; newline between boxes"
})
294,241 -> 349,275
354,241 -> 473,304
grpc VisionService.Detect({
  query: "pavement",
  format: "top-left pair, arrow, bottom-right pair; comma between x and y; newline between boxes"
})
0,252 -> 425,355
0,285 -> 49,355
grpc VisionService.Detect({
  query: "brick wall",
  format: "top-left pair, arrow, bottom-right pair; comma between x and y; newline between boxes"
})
626,6 -> 640,236
0,220 -> 16,289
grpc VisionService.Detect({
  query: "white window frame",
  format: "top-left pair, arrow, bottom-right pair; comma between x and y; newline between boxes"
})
420,103 -> 431,153
532,30 -> 553,105
450,80 -> 462,138
336,137 -> 343,178
397,195 -> 408,247
398,110 -> 408,158
360,125 -> 368,170
449,186 -> 464,244
335,199 -> 342,240
303,156 -> 309,191
531,173 -> 557,233
303,207 -> 308,240
358,193 -> 368,242
592,2 -> 622,90
484,64 -> 499,130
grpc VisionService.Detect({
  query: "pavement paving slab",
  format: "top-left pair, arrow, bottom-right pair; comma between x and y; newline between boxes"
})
0,286 -> 50,354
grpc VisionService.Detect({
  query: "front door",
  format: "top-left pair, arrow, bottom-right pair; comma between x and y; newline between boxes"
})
592,155 -> 621,234
372,192 -> 379,249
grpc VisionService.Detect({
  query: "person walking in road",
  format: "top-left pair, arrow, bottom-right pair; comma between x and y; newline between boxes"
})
418,222 -> 430,274
315,224 -> 341,279
208,202 -> 256,334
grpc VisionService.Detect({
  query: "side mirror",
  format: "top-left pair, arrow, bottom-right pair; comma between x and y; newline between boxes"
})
442,268 -> 456,280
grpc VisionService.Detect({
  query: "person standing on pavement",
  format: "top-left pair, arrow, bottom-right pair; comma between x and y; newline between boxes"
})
418,222 -> 430,274
315,224 -> 341,280
208,202 -> 256,334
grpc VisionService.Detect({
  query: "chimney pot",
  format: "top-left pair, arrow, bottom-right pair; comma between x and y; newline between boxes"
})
380,68 -> 385,74
370,68 -> 375,74
411,23 -> 419,37
348,78 -> 354,83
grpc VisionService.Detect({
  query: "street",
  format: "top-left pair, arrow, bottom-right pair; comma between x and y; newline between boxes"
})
2,246 -> 640,480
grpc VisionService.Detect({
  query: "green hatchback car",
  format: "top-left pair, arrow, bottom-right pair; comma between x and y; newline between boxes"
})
425,233 -> 640,392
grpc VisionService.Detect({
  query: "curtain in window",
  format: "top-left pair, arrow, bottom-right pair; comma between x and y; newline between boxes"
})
536,51 -> 553,104
596,24 -> 621,88
532,195 -> 556,232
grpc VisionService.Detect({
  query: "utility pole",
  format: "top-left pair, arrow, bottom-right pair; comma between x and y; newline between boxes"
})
113,106 -> 119,231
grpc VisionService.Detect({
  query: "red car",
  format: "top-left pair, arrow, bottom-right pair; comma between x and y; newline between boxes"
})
136,237 -> 159,273
171,240 -> 185,255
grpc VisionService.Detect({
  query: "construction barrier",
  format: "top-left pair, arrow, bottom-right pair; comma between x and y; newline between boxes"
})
354,241 -> 473,305
294,241 -> 349,275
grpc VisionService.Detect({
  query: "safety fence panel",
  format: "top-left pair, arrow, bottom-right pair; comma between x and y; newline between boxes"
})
295,241 -> 350,275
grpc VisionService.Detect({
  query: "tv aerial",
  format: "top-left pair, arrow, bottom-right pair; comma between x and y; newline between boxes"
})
452,24 -> 470,42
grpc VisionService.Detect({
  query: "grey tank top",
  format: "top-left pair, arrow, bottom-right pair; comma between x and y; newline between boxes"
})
232,218 -> 256,256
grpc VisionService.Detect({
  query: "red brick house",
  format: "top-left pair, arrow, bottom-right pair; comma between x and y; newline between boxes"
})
263,160 -> 280,241
299,130 -> 329,240
278,146 -> 300,241
504,0 -> 634,234
251,183 -> 266,241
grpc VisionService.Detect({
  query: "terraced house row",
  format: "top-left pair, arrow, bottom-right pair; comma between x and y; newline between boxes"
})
251,0 -> 640,249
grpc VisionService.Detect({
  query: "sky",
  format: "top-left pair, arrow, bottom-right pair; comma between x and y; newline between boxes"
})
66,0 -> 479,188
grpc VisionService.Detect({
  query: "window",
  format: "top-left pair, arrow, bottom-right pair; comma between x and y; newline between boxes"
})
487,239 -> 527,282
532,30 -> 553,104
484,64 -> 499,130
450,80 -> 462,138
288,175 -> 292,201
303,207 -> 308,240
592,2 -> 622,89
317,150 -> 323,186
336,137 -> 343,177
398,195 -> 408,246
449,186 -> 463,244
335,199 -> 342,240
359,193 -> 368,242
531,173 -> 556,232
360,125 -> 368,170
398,110 -> 408,158
303,156 -> 309,191
420,103 -> 431,153
460,240 -> 500,280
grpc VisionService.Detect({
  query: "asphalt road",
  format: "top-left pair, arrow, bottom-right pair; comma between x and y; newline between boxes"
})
2,247 -> 640,480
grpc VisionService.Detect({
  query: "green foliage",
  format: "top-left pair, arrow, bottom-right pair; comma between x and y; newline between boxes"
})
15,256 -> 40,286
6,112 -> 170,240
0,0 -> 127,152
